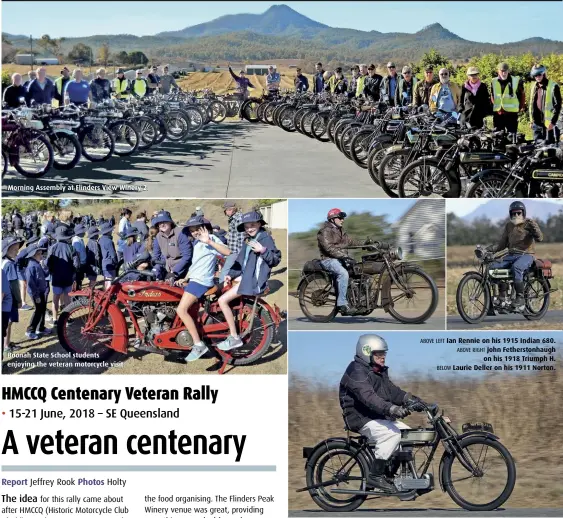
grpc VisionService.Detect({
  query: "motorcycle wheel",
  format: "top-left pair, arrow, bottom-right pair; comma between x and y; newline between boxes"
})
2,149 -> 9,177
398,157 -> 449,198
377,148 -> 409,197
241,100 -> 261,122
51,131 -> 82,170
207,100 -> 227,123
442,436 -> 516,511
456,272 -> 490,324
13,132 -> 54,178
135,116 -> 158,150
466,173 -> 524,198
349,129 -> 374,168
523,277 -> 550,320
206,299 -> 274,366
57,298 -> 116,362
153,116 -> 168,145
387,266 -> 439,324
164,110 -> 190,141
298,273 -> 338,323
311,114 -> 330,142
110,120 -> 140,157
305,439 -> 369,512
279,106 -> 296,132
301,111 -> 317,138
182,107 -> 204,137
256,102 -> 268,123
264,103 -> 276,125
366,142 -> 391,186
340,123 -> 363,160
80,126 -> 115,162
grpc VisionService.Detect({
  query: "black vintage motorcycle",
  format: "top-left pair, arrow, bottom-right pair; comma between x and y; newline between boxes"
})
299,401 -> 516,512
298,241 -> 439,324
456,245 -> 556,324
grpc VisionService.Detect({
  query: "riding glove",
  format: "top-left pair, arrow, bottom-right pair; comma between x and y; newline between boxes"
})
388,405 -> 410,419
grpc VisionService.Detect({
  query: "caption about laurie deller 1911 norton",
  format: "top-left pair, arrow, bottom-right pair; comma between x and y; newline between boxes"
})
426,336 -> 558,371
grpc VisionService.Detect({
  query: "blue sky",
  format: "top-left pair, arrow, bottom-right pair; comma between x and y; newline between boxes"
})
289,199 -> 416,233
2,2 -> 561,42
288,331 -> 561,382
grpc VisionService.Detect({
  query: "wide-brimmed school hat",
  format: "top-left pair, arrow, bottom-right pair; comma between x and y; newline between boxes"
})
124,227 -> 140,239
185,216 -> 213,232
237,211 -> 267,232
100,222 -> 114,235
24,244 -> 47,259
74,224 -> 86,236
152,210 -> 174,226
87,226 -> 100,238
25,235 -> 40,246
54,226 -> 74,242
222,200 -> 237,209
2,236 -> 24,257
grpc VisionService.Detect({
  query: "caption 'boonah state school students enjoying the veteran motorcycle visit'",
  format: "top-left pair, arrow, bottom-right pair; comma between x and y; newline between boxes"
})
1,203 -> 282,367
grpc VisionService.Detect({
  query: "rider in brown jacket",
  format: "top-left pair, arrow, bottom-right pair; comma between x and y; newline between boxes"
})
491,201 -> 543,311
318,209 -> 370,315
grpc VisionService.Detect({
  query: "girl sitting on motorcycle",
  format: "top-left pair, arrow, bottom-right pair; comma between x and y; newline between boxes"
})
174,216 -> 230,362
216,211 -> 281,352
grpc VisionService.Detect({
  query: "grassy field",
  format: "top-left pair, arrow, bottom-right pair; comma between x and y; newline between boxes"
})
289,363 -> 563,510
1,200 -> 288,375
447,244 -> 563,317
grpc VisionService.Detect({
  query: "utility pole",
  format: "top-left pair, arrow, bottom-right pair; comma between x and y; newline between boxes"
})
29,34 -> 34,71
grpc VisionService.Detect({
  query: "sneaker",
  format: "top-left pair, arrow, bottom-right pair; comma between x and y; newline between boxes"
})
21,304 -> 33,311
185,343 -> 209,362
216,335 -> 243,351
25,331 -> 39,340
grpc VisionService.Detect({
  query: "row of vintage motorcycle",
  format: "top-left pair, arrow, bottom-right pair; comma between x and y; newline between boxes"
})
241,90 -> 563,198
1,90 -> 238,178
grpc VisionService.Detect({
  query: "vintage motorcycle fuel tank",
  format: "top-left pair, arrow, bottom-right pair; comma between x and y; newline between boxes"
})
120,281 -> 184,302
459,152 -> 512,164
400,428 -> 437,444
531,169 -> 563,182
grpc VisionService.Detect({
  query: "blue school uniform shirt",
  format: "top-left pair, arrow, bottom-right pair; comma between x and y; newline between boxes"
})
86,239 -> 101,275
123,241 -> 143,263
25,258 -> 48,299
2,257 -> 18,283
47,241 -> 76,288
98,235 -> 118,275
187,235 -> 223,287
2,268 -> 12,312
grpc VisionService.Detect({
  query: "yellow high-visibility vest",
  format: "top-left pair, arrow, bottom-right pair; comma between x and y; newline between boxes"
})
132,78 -> 147,97
328,76 -> 344,94
113,77 -> 129,98
356,75 -> 367,97
530,80 -> 557,128
492,76 -> 520,112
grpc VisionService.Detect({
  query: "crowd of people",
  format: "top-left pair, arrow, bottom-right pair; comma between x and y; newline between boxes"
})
2,202 -> 281,362
2,64 -> 181,109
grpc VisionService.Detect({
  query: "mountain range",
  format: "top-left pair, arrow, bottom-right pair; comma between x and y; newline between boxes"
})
460,201 -> 563,222
4,4 -> 563,63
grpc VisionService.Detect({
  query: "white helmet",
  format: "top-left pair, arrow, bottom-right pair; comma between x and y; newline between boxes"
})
356,334 -> 388,362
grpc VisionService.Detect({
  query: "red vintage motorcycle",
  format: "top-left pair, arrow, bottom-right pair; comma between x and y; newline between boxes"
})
56,268 -> 284,373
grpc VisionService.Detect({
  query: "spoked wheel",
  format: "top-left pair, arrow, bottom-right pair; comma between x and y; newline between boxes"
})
378,148 -> 410,198
51,131 -> 82,170
57,298 -> 116,362
279,106 -> 296,132
80,126 -> 115,162
442,436 -> 516,511
164,111 -> 190,141
305,440 -> 369,513
298,273 -> 338,323
136,116 -> 158,150
349,129 -> 373,168
242,100 -> 261,122
206,300 -> 274,366
182,107 -> 204,136
208,100 -> 227,123
366,142 -> 390,186
386,266 -> 439,324
311,114 -> 330,142
110,121 -> 140,157
466,174 -> 522,198
398,158 -> 449,198
301,111 -> 317,137
456,273 -> 490,324
523,277 -> 550,320
13,132 -> 54,178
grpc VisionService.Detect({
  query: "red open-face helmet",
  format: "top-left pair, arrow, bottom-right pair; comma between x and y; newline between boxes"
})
327,208 -> 347,220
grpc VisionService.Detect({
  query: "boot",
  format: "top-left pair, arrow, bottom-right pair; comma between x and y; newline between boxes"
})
367,459 -> 397,493
511,281 -> 525,311
496,282 -> 509,313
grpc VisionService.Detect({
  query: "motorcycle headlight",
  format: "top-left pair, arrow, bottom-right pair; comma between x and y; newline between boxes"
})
390,247 -> 403,261
475,248 -> 484,259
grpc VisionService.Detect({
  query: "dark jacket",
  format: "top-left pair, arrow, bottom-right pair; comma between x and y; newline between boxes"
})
152,227 -> 193,278
47,241 -> 78,287
3,84 -> 27,108
25,258 -> 47,299
86,239 -> 101,276
228,67 -> 255,94
12,214 -> 23,230
394,77 -> 417,107
133,220 -> 149,240
294,74 -> 309,92
90,77 -> 111,103
363,74 -> 383,102
381,75 -> 399,106
530,77 -> 561,126
460,82 -> 493,129
317,221 -> 363,259
25,78 -> 55,106
339,357 -> 408,431
413,79 -> 438,107
495,219 -> 543,255
313,71 -> 325,94
228,230 -> 281,296
123,241 -> 143,263
98,235 -> 118,277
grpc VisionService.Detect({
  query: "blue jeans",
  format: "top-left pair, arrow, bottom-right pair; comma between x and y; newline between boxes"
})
490,253 -> 534,282
320,258 -> 349,307
219,251 -> 239,283
532,123 -> 561,144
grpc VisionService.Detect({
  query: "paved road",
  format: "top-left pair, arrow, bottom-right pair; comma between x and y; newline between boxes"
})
447,310 -> 563,330
289,509 -> 563,517
2,121 -> 386,199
